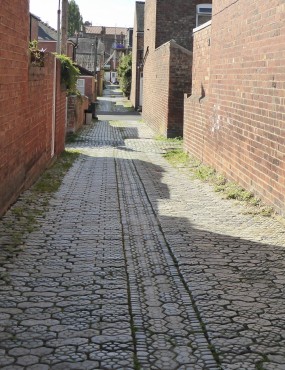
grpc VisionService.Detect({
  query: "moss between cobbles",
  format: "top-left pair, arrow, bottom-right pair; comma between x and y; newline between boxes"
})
34,150 -> 79,193
0,150 -> 80,265
163,148 -> 275,218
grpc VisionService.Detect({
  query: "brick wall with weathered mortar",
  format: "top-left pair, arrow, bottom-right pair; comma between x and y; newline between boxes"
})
155,0 -> 206,51
142,0 -> 211,137
184,0 -> 285,215
142,40 -> 193,137
0,0 -> 66,216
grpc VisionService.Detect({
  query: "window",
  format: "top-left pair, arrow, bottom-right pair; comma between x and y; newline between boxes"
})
76,79 -> 85,95
196,4 -> 212,27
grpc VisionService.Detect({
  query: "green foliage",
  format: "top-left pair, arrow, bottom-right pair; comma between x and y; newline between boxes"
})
55,54 -> 80,93
68,0 -> 83,36
194,165 -> 216,181
163,149 -> 190,167
155,135 -> 183,143
29,40 -> 38,49
34,151 -> 80,193
117,53 -> 132,97
29,40 -> 45,67
163,149 -> 274,216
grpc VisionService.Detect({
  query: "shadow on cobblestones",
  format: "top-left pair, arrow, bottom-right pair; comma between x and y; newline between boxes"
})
113,154 -> 285,370
1,85 -> 285,369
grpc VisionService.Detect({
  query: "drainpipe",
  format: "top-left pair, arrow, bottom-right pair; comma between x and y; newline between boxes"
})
61,0 -> 69,131
52,0 -> 61,157
51,57 -> 56,158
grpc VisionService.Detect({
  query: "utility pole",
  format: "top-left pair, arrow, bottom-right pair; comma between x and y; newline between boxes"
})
56,0 -> 61,54
91,37 -> 99,120
61,0 -> 68,55
93,37 -> 98,76
114,27 -> 117,71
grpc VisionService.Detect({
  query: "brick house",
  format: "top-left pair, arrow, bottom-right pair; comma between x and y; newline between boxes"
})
76,65 -> 96,103
130,1 -> 145,110
184,0 -> 285,216
0,0 -> 67,216
30,14 -> 75,59
71,26 -> 130,79
142,0 -> 212,138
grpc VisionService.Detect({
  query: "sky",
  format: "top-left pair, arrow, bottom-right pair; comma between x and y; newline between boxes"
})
29,0 -> 140,29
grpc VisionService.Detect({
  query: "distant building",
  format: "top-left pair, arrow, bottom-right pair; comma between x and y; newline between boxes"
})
30,14 -> 75,59
142,0 -> 212,138
70,26 -> 131,75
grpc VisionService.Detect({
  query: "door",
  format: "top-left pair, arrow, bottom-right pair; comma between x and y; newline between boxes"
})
76,79 -> 85,95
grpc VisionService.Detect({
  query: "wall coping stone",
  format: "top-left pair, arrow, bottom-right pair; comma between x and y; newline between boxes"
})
193,20 -> 212,34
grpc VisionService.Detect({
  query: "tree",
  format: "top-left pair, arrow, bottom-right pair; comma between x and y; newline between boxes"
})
68,0 -> 83,37
117,53 -> 132,98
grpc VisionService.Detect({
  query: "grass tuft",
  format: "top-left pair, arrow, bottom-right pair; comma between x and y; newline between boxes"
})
0,150 -> 80,264
66,132 -> 79,143
163,149 -> 189,167
163,148 -> 276,218
34,151 -> 79,193
155,135 -> 183,143
193,165 -> 216,181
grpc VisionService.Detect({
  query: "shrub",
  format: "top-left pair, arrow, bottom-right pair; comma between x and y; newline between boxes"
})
55,54 -> 80,94
29,40 -> 45,67
117,53 -> 132,97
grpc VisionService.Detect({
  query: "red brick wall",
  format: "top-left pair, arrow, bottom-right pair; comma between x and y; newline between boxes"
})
155,0 -> 210,50
0,0 -> 30,215
84,77 -> 95,102
168,43 -> 193,137
184,0 -> 285,216
143,41 -> 192,137
184,22 -> 211,160
67,95 -> 89,134
0,0 -> 66,216
144,0 -> 212,52
143,0 -> 210,137
30,15 -> 39,41
143,42 -> 170,136
144,0 -> 157,53
38,41 -> 74,59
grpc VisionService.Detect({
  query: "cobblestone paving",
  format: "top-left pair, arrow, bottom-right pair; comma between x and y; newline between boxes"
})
1,85 -> 285,369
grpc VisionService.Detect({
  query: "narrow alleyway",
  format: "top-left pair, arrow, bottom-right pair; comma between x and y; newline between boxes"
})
1,84 -> 285,370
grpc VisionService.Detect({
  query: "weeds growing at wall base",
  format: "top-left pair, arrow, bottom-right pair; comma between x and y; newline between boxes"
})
155,135 -> 183,144
163,148 -> 274,217
0,150 -> 80,274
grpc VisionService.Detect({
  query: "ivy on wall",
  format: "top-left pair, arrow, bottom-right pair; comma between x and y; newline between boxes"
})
55,54 -> 80,94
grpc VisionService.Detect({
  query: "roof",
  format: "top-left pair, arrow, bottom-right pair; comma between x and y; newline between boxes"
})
30,13 -> 41,21
136,2 -> 145,32
69,37 -> 105,55
38,21 -> 57,41
75,64 -> 94,76
85,26 -> 128,36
